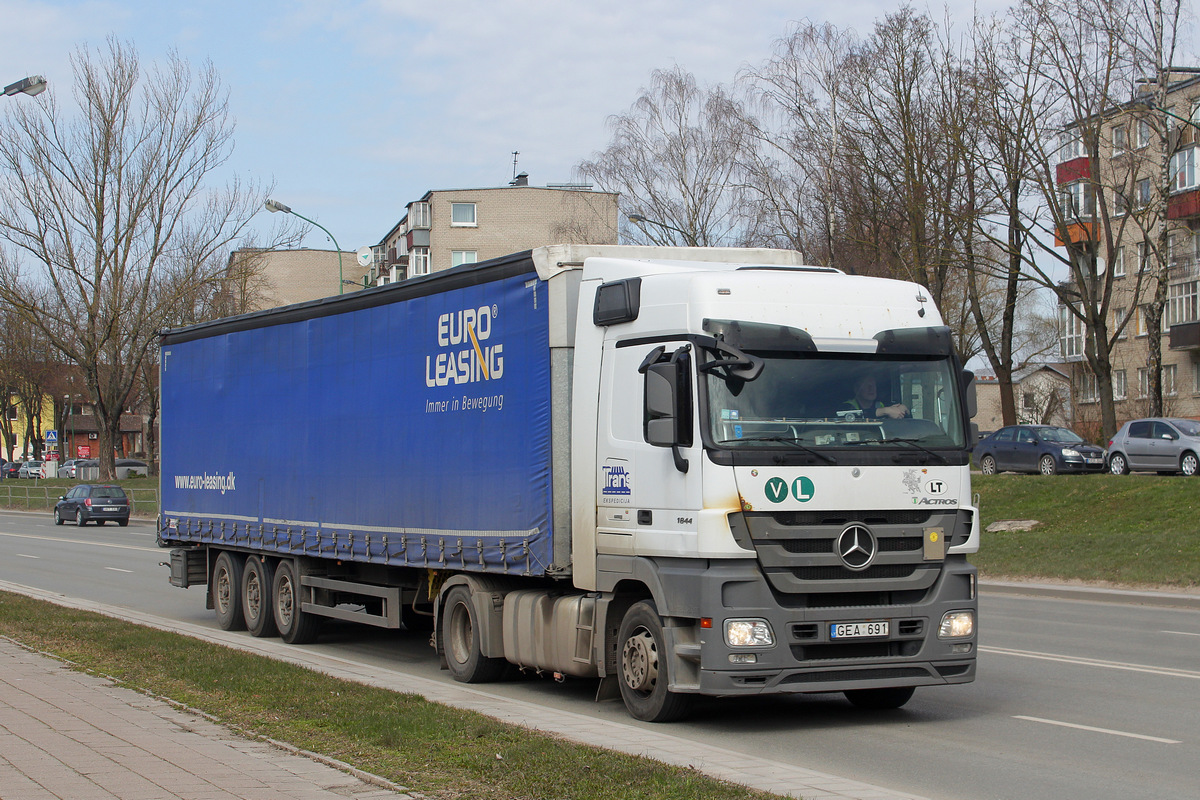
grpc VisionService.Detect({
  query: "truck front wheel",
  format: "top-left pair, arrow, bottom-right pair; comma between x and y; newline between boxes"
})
617,601 -> 692,722
272,559 -> 320,644
442,586 -> 506,683
242,555 -> 278,638
213,552 -> 247,631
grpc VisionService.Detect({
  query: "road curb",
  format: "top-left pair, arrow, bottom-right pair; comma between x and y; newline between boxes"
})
981,580 -> 1200,609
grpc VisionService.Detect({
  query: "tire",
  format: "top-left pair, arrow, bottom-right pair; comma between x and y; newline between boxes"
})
979,455 -> 997,475
212,551 -> 247,631
53,508 -> 63,526
1038,455 -> 1057,475
441,585 -> 507,683
1181,452 -> 1198,477
1109,453 -> 1129,475
242,556 -> 278,638
272,559 -> 320,644
75,509 -> 87,527
118,519 -> 128,527
617,600 -> 693,722
844,686 -> 916,709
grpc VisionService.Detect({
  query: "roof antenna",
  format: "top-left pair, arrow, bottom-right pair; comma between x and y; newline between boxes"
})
511,151 -> 520,180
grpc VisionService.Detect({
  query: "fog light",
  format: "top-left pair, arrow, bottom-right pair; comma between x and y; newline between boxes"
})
725,618 -> 775,647
729,653 -> 758,664
950,643 -> 973,654
938,610 -> 975,638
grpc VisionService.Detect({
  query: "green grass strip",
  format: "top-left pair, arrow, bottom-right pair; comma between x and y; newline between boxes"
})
0,592 -> 786,800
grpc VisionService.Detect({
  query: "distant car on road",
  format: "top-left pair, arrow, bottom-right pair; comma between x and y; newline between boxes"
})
974,425 -> 1106,475
56,459 -> 84,479
18,461 -> 46,479
53,484 -> 131,527
1106,417 -> 1200,476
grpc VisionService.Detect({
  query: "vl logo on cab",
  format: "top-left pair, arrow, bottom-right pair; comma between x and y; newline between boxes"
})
765,476 -> 815,503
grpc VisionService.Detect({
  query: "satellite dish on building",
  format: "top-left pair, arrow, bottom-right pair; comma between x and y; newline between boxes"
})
356,246 -> 374,267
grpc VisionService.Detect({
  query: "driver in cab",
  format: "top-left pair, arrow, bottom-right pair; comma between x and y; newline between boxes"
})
843,374 -> 908,419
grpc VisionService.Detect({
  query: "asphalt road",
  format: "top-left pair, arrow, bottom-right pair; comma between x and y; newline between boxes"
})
0,510 -> 1197,800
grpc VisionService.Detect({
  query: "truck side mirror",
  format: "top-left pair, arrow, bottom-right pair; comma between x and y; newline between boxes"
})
961,370 -> 977,419
641,346 -> 692,473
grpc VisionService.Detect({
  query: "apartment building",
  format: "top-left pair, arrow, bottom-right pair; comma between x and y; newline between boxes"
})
1056,72 -> 1200,425
370,174 -> 619,283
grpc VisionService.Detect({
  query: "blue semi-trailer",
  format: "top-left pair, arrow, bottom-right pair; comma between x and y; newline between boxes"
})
160,244 -> 978,721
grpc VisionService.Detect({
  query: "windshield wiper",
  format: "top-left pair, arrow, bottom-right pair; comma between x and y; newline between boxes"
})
717,437 -> 838,464
843,437 -> 949,464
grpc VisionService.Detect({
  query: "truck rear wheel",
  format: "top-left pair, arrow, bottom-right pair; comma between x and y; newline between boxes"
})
213,552 -> 247,631
442,586 -> 506,683
844,686 -> 915,709
272,559 -> 320,644
617,600 -> 692,722
242,556 -> 278,638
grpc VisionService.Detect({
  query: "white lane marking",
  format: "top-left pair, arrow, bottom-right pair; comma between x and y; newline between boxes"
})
981,646 -> 1200,680
1014,716 -> 1181,744
104,567 -> 133,573
0,531 -> 156,553
15,553 -> 38,559
1161,630 -> 1200,637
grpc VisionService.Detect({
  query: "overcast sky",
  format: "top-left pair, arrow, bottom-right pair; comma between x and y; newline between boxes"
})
2,0 -> 1014,254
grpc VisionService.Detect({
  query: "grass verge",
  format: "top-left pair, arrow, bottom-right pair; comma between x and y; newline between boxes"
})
0,591 -> 785,800
972,473 -> 1200,588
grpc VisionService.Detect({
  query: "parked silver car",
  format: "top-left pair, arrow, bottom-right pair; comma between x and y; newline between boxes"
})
17,460 -> 46,479
1107,418 -> 1200,475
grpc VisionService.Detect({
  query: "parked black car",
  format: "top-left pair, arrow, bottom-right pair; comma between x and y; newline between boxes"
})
53,484 -> 131,527
0,462 -> 17,479
974,425 -> 1107,475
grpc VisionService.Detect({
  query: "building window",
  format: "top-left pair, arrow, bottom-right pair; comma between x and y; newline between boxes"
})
1114,190 -> 1129,216
1138,367 -> 1149,397
1112,123 -> 1127,155
1116,306 -> 1129,340
1135,118 -> 1152,148
1061,181 -> 1096,218
1113,247 -> 1125,277
1113,369 -> 1127,400
1168,281 -> 1198,326
1022,391 -> 1035,410
451,250 -> 478,267
1165,364 -> 1178,396
450,203 -> 477,226
410,247 -> 430,276
409,202 -> 431,229
1136,178 -> 1153,208
1194,363 -> 1200,395
1138,241 -> 1149,273
1060,306 -> 1085,359
1059,130 -> 1085,161
1170,146 -> 1197,192
1078,371 -> 1098,403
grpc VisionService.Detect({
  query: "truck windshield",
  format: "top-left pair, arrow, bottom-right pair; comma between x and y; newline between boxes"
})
705,352 -> 966,451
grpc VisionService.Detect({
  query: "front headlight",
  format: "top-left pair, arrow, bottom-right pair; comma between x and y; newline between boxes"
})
938,610 -> 975,639
725,618 -> 775,648
1061,448 -> 1081,458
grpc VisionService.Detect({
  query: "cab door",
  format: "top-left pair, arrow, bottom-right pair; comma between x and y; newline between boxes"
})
595,336 -> 702,559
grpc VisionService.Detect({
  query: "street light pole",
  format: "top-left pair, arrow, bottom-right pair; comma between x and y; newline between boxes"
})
627,213 -> 699,246
265,199 -> 346,295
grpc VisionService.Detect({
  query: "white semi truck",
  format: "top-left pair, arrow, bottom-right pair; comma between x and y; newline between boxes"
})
160,244 -> 978,722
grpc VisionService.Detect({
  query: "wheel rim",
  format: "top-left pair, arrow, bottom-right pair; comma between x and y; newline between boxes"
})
215,567 -> 232,615
276,575 -> 295,628
1040,457 -> 1054,475
1111,456 -> 1125,474
448,601 -> 473,666
1184,455 -> 1198,476
621,626 -> 659,695
245,571 -> 262,621
981,457 -> 995,475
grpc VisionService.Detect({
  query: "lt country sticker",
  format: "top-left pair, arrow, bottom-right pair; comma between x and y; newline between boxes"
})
765,476 -> 815,503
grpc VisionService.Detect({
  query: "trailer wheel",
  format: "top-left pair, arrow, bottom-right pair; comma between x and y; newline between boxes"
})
617,600 -> 693,722
442,586 -> 506,683
844,686 -> 915,709
272,559 -> 320,644
213,552 -> 247,631
242,556 -> 278,638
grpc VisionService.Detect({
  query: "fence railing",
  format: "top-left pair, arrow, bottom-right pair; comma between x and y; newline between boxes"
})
0,485 -> 159,517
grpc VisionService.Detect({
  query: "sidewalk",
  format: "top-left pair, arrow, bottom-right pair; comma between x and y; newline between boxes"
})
0,580 -> 935,800
0,638 -> 411,800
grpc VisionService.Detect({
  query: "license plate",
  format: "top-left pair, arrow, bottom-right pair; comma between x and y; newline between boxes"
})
103,506 -> 120,512
1085,458 -> 1103,464
831,621 -> 889,639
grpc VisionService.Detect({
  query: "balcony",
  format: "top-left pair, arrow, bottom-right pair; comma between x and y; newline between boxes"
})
1169,320 -> 1200,350
1054,221 -> 1098,247
1056,157 -> 1091,184
1167,188 -> 1200,219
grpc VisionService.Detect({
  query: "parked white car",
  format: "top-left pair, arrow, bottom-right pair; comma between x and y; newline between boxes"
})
18,461 -> 46,479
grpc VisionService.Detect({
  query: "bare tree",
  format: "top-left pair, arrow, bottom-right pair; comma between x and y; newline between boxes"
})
0,39 -> 285,479
576,66 -> 753,246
